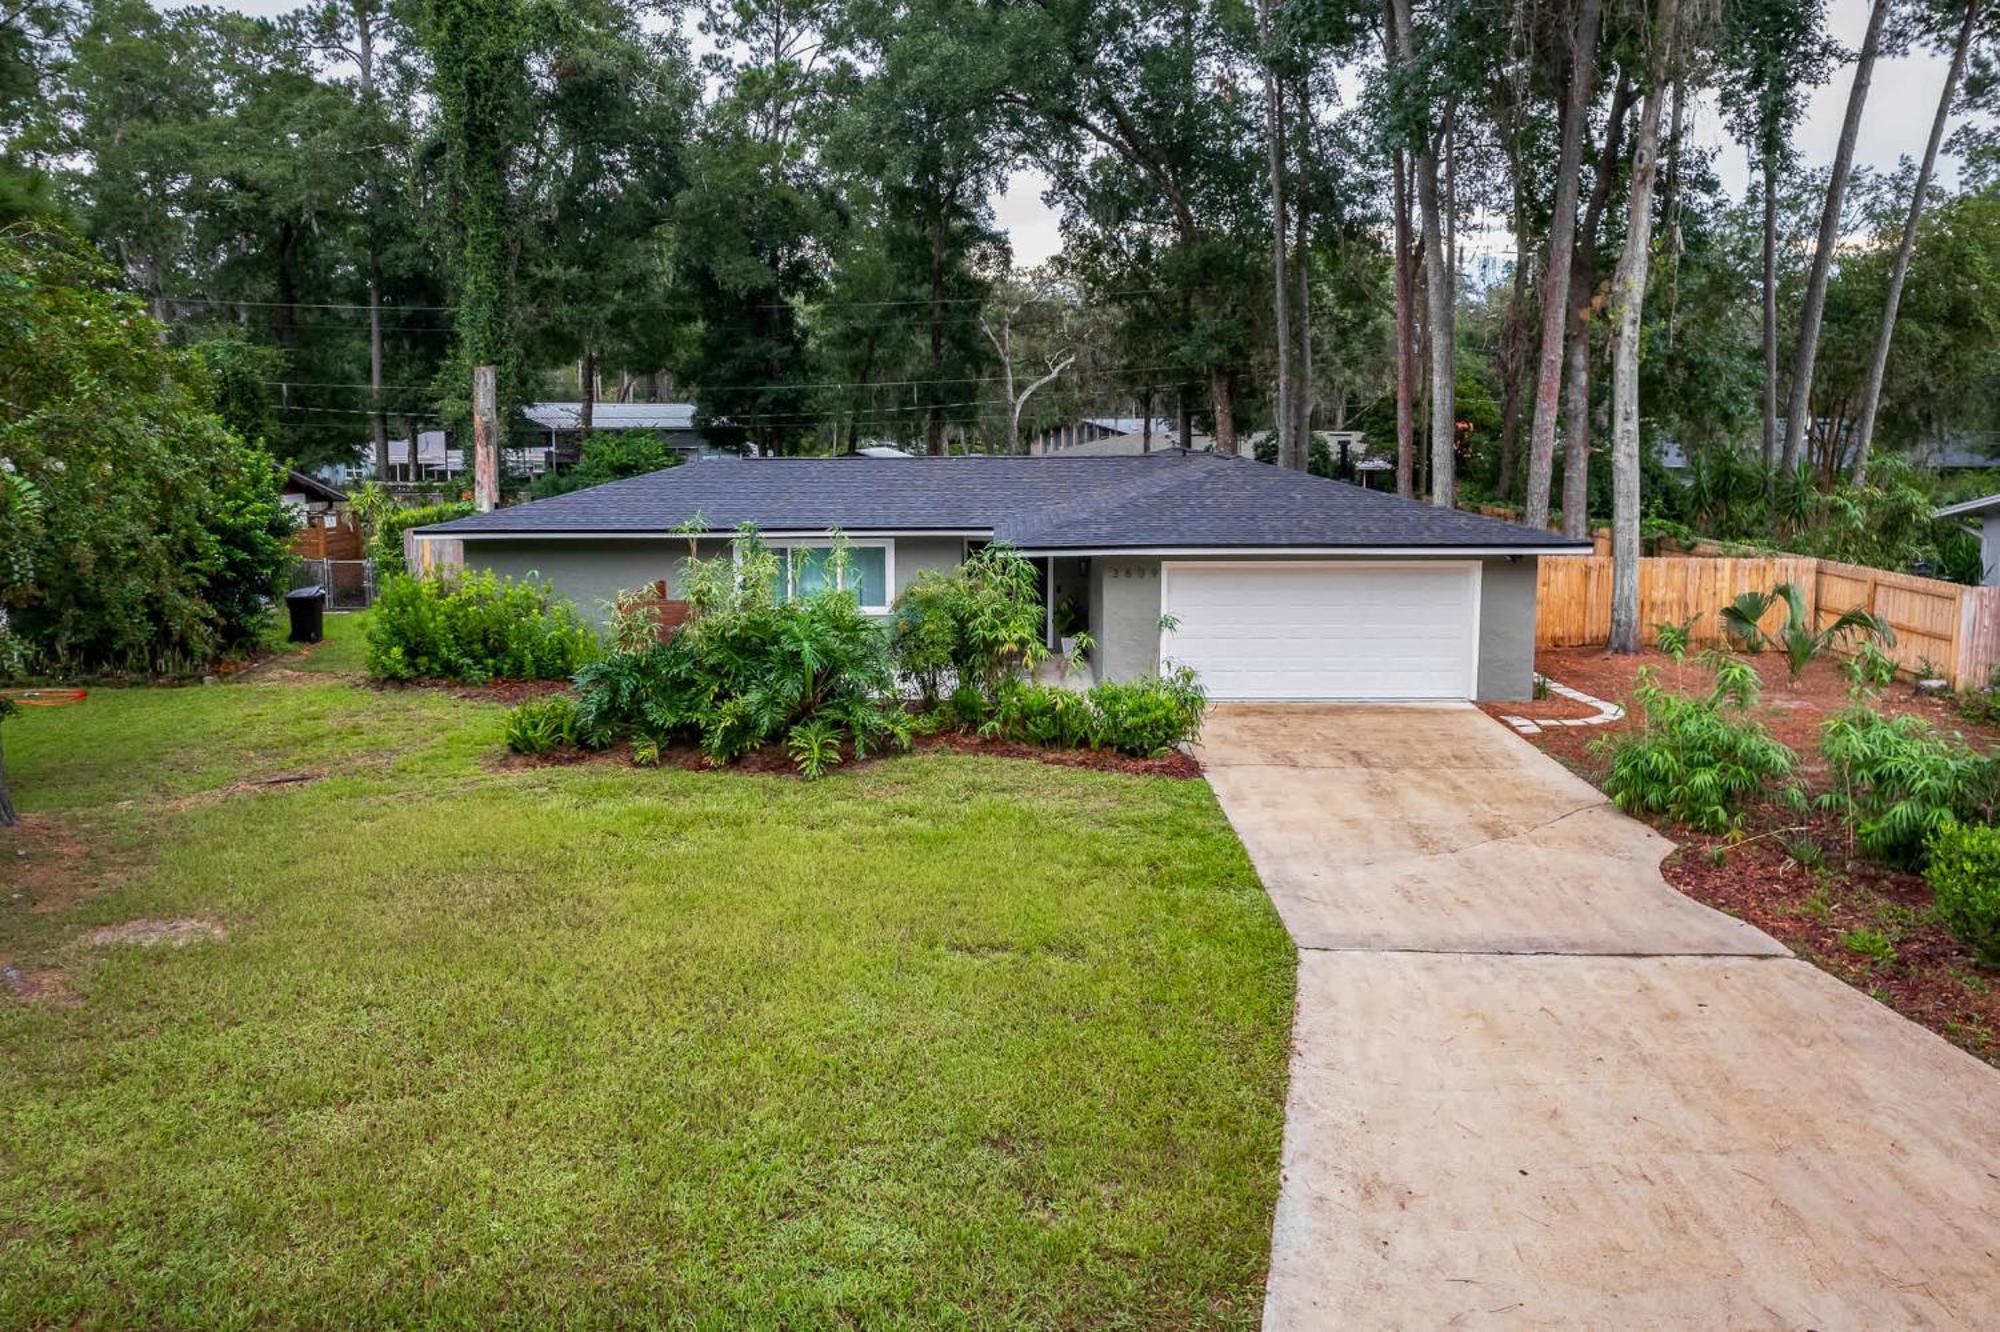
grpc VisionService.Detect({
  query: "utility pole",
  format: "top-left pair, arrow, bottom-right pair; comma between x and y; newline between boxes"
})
472,365 -> 500,513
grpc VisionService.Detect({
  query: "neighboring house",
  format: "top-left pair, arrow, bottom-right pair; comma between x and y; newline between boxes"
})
281,470 -> 363,560
1910,432 -> 2000,474
316,431 -> 462,488
1035,417 -> 1215,456
1936,492 -> 2000,586
415,451 -> 1589,701
523,402 -> 739,468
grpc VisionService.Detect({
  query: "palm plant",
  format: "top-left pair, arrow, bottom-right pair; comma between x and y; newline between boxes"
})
1718,582 -> 1895,682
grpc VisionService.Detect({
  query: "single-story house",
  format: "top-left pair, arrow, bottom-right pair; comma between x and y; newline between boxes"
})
523,402 -> 738,468
1936,492 -> 2000,586
415,450 -> 1590,701
281,470 -> 364,560
1035,417 -> 1216,456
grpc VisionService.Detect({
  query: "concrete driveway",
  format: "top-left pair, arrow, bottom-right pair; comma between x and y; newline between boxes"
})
1200,704 -> 2000,1330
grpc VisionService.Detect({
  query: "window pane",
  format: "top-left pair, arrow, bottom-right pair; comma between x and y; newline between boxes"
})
794,546 -> 836,599
847,546 -> 887,606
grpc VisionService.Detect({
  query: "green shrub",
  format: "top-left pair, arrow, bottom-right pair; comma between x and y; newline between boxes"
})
504,694 -> 581,755
1819,708 -> 2000,864
1843,640 -> 1898,689
570,531 -> 910,776
1927,821 -> 2000,967
888,545 -> 1047,702
981,667 -> 1208,758
1596,668 -> 1802,834
365,571 -> 599,683
361,499 -> 476,576
1089,666 -> 1208,756
530,431 -> 683,499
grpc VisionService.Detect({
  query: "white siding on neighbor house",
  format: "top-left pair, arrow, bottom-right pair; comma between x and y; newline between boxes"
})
1982,516 -> 2000,587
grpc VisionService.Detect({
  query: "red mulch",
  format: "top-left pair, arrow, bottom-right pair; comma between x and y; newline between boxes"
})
1489,647 -> 2000,1065
494,731 -> 1199,780
373,677 -> 574,705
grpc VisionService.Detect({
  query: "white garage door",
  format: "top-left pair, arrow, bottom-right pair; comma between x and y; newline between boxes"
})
1160,561 -> 1480,700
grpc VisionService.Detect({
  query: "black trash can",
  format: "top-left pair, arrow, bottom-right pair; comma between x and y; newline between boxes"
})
285,586 -> 327,644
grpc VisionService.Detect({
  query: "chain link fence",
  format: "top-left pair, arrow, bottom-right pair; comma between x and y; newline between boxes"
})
292,559 -> 377,610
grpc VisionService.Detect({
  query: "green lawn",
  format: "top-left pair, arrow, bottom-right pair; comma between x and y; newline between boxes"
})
0,654 -> 1295,1329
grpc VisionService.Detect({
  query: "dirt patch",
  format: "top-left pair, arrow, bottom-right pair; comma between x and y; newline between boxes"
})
371,677 -> 573,705
84,918 -> 227,948
491,731 -> 1201,780
0,815 -> 139,914
1488,648 -> 2000,1066
0,960 -> 70,1002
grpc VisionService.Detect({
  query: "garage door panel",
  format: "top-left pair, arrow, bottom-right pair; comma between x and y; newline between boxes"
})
1162,562 -> 1477,700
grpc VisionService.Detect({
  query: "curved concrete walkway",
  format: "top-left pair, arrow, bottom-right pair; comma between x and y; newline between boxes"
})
1199,704 -> 2000,1330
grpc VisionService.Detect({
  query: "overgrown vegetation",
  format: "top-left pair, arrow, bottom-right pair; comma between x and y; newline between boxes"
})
0,225 -> 295,676
1927,822 -> 2000,968
353,488 -> 476,576
558,529 -> 910,775
1596,664 -> 1803,835
1818,708 -> 2000,865
529,431 -> 683,499
502,692 -> 580,755
367,571 -> 598,683
889,545 -> 1049,703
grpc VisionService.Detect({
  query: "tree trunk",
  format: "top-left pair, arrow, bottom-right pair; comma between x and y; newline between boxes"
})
1259,0 -> 1294,470
1852,0 -> 1980,485
1416,140 -> 1453,507
1525,0 -> 1603,528
0,732 -> 13,828
1760,144 -> 1779,470
1209,369 -> 1238,455
1560,317 -> 1592,538
1781,0 -> 1889,473
1391,147 -> 1416,498
1608,12 -> 1679,654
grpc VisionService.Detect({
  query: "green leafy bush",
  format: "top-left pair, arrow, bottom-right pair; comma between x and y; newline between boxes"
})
366,571 -> 599,683
1926,821 -> 2000,967
1819,708 -> 1999,863
570,531 -> 910,776
530,431 -> 683,499
889,545 -> 1048,703
361,498 -> 476,576
1719,582 -> 1894,680
1596,667 -> 1802,834
1,225 -> 296,674
1089,666 -> 1209,756
983,666 -> 1208,758
504,694 -> 581,755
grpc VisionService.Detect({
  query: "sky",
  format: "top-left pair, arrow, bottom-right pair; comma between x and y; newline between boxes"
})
203,0 -> 1970,269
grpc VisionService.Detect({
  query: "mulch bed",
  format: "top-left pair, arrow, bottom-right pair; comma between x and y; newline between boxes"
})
1488,647 -> 2000,1065
372,677 -> 574,705
495,731 -> 1200,780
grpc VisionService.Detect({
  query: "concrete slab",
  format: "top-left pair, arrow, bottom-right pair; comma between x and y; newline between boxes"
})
1199,704 -> 2000,1330
1265,951 -> 2000,1330
1198,704 -> 1784,957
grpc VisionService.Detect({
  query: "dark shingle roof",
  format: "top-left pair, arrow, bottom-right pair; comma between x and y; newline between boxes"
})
418,451 -> 1587,551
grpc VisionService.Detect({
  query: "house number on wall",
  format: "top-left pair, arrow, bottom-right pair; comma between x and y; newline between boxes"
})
1106,564 -> 1157,580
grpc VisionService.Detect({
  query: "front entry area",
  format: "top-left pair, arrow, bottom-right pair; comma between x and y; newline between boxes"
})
1159,561 -> 1479,700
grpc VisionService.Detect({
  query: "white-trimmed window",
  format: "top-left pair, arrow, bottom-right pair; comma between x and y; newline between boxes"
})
767,540 -> 894,614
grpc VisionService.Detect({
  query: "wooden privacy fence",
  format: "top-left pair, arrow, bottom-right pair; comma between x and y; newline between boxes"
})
1536,554 -> 2000,687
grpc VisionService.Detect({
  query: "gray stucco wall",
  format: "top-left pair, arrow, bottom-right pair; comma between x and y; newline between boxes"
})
461,534 -> 966,625
1475,555 -> 1537,701
1085,553 -> 1540,701
1982,516 -> 1999,587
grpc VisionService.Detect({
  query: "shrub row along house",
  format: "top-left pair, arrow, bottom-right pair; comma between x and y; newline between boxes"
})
415,450 -> 1589,701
